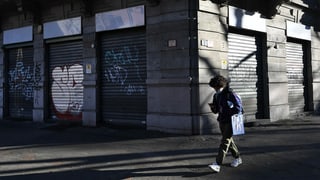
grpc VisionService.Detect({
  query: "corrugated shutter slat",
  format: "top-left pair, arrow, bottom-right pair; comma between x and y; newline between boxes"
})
100,29 -> 147,127
228,33 -> 259,120
286,42 -> 305,114
7,47 -> 34,119
48,41 -> 84,121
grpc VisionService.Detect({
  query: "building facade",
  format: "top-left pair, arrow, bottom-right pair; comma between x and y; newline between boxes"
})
0,0 -> 319,134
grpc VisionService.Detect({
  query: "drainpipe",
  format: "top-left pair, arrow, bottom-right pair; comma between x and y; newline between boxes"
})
189,0 -> 200,135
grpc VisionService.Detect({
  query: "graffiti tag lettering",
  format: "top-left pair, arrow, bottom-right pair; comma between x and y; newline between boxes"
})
104,46 -> 145,95
51,64 -> 83,120
8,48 -> 41,101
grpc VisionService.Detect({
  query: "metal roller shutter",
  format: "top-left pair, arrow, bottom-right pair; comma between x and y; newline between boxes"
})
286,42 -> 305,114
228,33 -> 259,120
7,47 -> 34,119
100,29 -> 147,127
48,41 -> 84,121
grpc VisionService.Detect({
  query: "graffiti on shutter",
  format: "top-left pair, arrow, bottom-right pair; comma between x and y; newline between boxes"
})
8,47 -> 41,119
48,41 -> 83,121
100,29 -> 147,126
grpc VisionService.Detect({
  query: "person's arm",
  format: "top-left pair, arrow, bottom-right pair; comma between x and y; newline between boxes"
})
209,94 -> 219,114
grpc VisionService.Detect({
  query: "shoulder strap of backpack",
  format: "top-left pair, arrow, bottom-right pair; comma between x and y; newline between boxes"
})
233,92 -> 244,114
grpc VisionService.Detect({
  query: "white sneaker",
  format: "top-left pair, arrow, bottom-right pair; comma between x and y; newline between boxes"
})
208,162 -> 220,172
231,157 -> 242,167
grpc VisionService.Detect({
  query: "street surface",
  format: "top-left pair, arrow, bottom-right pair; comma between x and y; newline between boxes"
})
0,116 -> 319,180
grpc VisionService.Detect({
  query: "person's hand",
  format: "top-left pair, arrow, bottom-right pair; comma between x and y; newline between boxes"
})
208,103 -> 217,113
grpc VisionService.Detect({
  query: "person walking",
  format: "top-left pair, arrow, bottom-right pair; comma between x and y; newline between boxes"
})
208,75 -> 243,173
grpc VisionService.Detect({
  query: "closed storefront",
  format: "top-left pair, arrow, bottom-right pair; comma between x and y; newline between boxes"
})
0,0 -> 319,134
7,46 -> 35,119
228,33 -> 265,120
100,29 -> 147,127
48,40 -> 84,121
286,42 -> 305,114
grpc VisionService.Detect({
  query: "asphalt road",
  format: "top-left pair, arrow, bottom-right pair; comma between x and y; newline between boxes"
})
0,116 -> 319,180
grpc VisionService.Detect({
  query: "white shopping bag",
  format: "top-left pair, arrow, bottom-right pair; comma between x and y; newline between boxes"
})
231,114 -> 245,135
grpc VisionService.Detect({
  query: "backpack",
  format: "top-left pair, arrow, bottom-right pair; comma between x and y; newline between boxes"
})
227,92 -> 244,114
234,92 -> 244,114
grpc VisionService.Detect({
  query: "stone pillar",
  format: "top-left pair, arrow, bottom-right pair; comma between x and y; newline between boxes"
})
33,24 -> 45,122
266,22 -> 290,121
82,16 -> 97,127
0,33 -> 4,119
311,28 -> 320,114
197,1 -> 229,134
146,1 -> 194,134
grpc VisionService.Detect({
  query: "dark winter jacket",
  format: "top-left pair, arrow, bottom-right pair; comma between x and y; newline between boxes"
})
211,87 -> 242,123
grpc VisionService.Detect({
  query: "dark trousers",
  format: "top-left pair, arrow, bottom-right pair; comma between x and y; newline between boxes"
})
216,122 -> 240,165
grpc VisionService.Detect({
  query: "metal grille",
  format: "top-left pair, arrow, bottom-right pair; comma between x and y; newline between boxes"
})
100,29 -> 147,127
7,47 -> 34,119
48,41 -> 84,121
228,33 -> 259,120
286,42 -> 305,114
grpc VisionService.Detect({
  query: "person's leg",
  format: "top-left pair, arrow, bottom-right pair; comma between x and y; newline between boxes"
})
216,122 -> 233,165
229,136 -> 242,167
229,138 -> 240,158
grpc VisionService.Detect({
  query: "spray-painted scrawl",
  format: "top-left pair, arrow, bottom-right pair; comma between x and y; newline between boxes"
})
104,46 -> 145,95
8,48 -> 41,101
51,64 -> 83,120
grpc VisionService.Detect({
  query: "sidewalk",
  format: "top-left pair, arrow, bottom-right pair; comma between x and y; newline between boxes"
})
0,115 -> 319,180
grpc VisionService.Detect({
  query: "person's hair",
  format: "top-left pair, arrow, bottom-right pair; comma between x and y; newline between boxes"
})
209,75 -> 228,89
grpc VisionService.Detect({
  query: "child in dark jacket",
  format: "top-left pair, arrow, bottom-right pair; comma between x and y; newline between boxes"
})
208,75 -> 242,173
